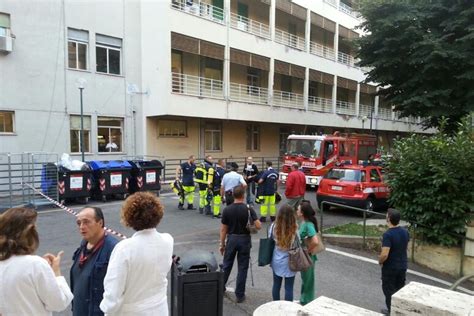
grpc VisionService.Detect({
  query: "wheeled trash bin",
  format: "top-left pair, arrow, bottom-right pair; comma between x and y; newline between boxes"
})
128,160 -> 163,195
88,160 -> 132,202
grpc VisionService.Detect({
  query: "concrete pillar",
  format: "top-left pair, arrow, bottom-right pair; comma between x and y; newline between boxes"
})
270,0 -> 276,42
355,83 -> 360,116
304,67 -> 309,111
332,75 -> 338,113
302,296 -> 383,315
268,57 -> 274,106
253,301 -> 302,316
223,0 -> 231,102
374,87 -> 380,118
305,8 -> 311,53
334,22 -> 339,62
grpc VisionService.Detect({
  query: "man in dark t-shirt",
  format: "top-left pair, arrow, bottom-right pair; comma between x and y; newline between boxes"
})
378,209 -> 409,315
176,155 -> 196,210
220,186 -> 261,303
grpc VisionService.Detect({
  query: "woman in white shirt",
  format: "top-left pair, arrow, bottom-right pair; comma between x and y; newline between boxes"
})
0,207 -> 73,316
100,192 -> 174,316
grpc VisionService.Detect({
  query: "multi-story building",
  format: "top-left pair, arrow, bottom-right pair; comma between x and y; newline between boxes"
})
0,0 -> 426,161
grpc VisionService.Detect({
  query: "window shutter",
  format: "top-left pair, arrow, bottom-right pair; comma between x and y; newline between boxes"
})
96,34 -> 122,47
68,28 -> 89,42
230,48 -> 251,66
171,32 -> 199,54
311,12 -> 336,33
290,64 -> 305,79
274,60 -> 290,76
250,54 -> 270,71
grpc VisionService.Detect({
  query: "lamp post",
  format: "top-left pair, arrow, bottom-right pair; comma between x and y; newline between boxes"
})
76,78 -> 87,162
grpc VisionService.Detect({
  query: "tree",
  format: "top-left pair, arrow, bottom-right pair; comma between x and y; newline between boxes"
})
356,0 -> 474,133
386,118 -> 474,246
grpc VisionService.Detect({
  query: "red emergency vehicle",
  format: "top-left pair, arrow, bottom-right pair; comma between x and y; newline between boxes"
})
279,132 -> 377,187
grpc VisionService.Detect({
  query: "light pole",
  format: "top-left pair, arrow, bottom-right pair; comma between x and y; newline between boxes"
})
76,78 -> 87,162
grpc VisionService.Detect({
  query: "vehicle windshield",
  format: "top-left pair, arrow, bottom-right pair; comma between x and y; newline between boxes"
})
286,139 -> 322,158
325,169 -> 362,182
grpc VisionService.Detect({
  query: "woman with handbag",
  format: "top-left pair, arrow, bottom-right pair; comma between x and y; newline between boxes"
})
270,204 -> 298,301
297,201 -> 320,305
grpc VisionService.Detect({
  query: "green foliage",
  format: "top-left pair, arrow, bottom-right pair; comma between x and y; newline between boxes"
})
386,118 -> 474,246
357,0 -> 474,133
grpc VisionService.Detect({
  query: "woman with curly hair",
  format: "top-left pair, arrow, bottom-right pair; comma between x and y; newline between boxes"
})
0,207 -> 73,315
297,200 -> 320,305
100,192 -> 173,316
270,204 -> 298,301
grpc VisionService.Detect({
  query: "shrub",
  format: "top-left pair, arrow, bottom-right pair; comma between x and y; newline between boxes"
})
386,118 -> 474,246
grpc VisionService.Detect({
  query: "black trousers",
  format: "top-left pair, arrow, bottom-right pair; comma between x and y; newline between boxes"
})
222,235 -> 251,299
381,267 -> 406,311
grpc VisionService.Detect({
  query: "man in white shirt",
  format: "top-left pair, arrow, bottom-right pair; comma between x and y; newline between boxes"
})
220,162 -> 247,205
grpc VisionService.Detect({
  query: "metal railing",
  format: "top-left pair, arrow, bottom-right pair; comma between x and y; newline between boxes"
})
309,41 -> 335,60
337,51 -> 356,67
308,96 -> 333,113
336,100 -> 356,115
339,2 -> 360,18
377,106 -> 393,120
323,0 -> 337,8
359,103 -> 373,117
275,28 -> 306,51
273,90 -> 305,109
171,0 -> 225,24
230,12 -> 270,39
172,72 -> 224,99
229,83 -> 268,105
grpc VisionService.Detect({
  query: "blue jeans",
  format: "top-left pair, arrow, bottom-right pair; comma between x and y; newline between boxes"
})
246,181 -> 256,205
223,235 -> 251,299
272,272 -> 295,301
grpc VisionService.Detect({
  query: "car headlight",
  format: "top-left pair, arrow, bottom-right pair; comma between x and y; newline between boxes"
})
310,178 -> 317,184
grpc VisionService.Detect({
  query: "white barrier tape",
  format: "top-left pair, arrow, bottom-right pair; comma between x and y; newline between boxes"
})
21,182 -> 128,240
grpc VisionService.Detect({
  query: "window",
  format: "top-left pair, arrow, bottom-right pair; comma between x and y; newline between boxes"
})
325,169 -> 361,182
0,111 -> 14,133
158,120 -> 187,137
97,117 -> 123,152
67,28 -> 88,70
205,122 -> 221,151
70,115 -> 91,152
369,169 -> 381,182
0,13 -> 11,37
96,34 -> 122,75
246,124 -> 260,151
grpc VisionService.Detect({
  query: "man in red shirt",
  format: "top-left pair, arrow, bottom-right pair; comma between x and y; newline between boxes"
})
285,163 -> 306,210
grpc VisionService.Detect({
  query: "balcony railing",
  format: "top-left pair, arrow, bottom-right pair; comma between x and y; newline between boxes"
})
323,0 -> 337,8
229,83 -> 268,105
308,96 -> 332,113
230,12 -> 270,39
275,28 -> 306,51
377,106 -> 392,120
359,104 -> 373,117
172,72 -> 224,99
273,90 -> 305,109
339,2 -> 360,18
171,0 -> 225,24
337,51 -> 356,67
309,41 -> 335,60
336,100 -> 356,115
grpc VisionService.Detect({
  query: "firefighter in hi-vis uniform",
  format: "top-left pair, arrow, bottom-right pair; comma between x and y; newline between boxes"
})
194,155 -> 214,215
176,155 -> 197,210
211,159 -> 226,218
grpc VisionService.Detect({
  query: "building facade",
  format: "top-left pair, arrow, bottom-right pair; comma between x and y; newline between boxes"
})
0,0 -> 426,161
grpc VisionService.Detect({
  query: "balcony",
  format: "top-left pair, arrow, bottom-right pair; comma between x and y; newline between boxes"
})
323,0 -> 337,8
230,12 -> 270,39
275,28 -> 306,51
171,0 -> 225,24
172,72 -> 224,99
229,83 -> 268,105
309,41 -> 335,60
377,106 -> 392,120
273,90 -> 305,109
336,100 -> 356,115
339,2 -> 360,18
308,96 -> 332,113
337,51 -> 356,67
359,103 -> 373,117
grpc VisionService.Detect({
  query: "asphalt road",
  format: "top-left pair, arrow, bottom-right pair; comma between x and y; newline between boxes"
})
32,188 -> 470,315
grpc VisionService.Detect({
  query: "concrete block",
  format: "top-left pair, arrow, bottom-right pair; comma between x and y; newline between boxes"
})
391,282 -> 474,315
253,300 -> 302,316
298,296 -> 383,315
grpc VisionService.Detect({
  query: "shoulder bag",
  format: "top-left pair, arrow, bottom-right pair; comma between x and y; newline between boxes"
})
288,235 -> 312,272
258,224 -> 275,266
246,205 -> 259,234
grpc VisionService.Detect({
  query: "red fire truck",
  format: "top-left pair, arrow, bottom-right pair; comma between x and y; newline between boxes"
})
279,132 -> 378,187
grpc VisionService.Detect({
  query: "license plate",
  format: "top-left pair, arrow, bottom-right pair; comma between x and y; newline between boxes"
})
331,185 -> 343,191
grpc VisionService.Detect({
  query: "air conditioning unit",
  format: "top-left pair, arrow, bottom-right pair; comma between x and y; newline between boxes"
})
0,35 -> 13,54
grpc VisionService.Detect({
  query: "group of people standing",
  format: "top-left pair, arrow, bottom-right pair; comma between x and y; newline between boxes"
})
0,192 -> 173,316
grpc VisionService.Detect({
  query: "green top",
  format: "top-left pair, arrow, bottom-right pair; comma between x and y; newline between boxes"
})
299,220 -> 318,261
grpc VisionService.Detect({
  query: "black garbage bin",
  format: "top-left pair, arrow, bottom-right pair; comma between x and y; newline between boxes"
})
57,165 -> 93,204
128,160 -> 163,195
88,160 -> 132,202
171,250 -> 224,316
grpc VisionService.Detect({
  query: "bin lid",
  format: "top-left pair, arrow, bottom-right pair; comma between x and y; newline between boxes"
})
88,160 -> 132,170
179,250 -> 218,273
129,160 -> 163,169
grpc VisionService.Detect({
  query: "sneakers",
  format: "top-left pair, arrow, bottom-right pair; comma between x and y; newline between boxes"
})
270,216 -> 276,222
178,203 -> 184,210
236,295 -> 246,303
259,216 -> 266,223
187,204 -> 196,210
199,207 -> 204,214
213,214 -> 222,219
205,206 -> 212,215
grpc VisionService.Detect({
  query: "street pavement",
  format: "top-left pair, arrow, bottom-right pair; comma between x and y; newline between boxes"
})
33,188 -> 472,316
